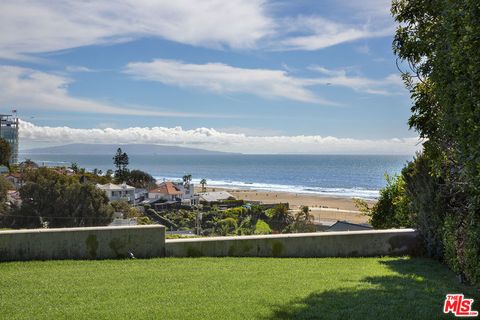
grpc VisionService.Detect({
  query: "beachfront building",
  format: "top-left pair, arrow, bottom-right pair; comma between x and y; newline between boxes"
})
148,181 -> 183,201
0,114 -> 19,164
197,191 -> 234,203
148,181 -> 198,206
96,183 -> 135,203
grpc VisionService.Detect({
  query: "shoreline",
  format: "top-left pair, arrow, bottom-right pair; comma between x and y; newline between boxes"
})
198,187 -> 375,224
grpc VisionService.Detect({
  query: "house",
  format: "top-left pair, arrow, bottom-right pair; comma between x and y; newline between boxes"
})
148,181 -> 198,205
325,221 -> 373,232
0,165 -> 9,174
148,181 -> 183,201
4,173 -> 24,189
197,191 -> 234,203
96,183 -> 135,203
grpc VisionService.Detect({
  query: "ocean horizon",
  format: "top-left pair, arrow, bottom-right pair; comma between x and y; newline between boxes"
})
20,153 -> 412,200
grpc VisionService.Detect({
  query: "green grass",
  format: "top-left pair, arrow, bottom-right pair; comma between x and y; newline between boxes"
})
0,257 -> 478,319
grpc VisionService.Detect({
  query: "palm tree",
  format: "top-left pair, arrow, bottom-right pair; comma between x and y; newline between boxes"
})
294,205 -> 315,233
182,174 -> 192,189
200,178 -> 207,192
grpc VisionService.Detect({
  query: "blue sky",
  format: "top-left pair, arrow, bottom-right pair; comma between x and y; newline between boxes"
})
0,0 -> 419,154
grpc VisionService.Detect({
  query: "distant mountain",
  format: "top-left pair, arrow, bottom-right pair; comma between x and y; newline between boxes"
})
23,143 -> 236,155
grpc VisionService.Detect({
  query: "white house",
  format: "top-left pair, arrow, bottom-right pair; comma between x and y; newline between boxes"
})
148,181 -> 198,205
96,183 -> 135,203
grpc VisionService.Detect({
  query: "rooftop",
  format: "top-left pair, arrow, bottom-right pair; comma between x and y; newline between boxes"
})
197,191 -> 234,202
96,183 -> 135,191
149,181 -> 183,195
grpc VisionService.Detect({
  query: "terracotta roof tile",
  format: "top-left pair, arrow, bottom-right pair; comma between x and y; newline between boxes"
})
149,181 -> 183,195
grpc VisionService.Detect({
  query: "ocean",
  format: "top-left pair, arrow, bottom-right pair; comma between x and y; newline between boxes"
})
20,154 -> 412,199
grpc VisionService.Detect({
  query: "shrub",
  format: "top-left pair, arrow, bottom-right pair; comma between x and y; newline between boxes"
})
367,174 -> 412,229
254,219 -> 271,235
402,154 -> 446,259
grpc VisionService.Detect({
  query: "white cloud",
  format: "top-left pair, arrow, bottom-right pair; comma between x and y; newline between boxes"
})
20,120 -> 422,155
308,66 -> 405,95
124,59 -> 336,104
275,16 -> 393,51
0,0 -> 397,60
0,65 -> 231,118
65,66 -> 95,73
0,0 -> 273,60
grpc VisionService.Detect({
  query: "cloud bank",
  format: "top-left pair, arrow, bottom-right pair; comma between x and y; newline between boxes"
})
124,60 -> 405,103
0,0 -> 273,60
0,1 -> 394,60
124,59 -> 335,104
276,16 -> 393,51
20,121 -> 422,155
0,65 -> 233,118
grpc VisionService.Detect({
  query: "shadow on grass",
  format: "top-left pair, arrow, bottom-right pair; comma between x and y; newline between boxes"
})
267,258 -> 479,320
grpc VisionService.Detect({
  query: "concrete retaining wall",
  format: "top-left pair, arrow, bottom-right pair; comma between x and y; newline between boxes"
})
0,225 -> 165,261
165,229 -> 421,258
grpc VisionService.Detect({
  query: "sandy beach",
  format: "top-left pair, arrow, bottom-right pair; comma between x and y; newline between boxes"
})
198,187 -> 375,224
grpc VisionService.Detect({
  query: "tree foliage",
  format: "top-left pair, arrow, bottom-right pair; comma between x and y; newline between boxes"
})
2,167 -> 113,228
125,169 -> 156,189
265,204 -> 293,233
0,175 -> 13,215
113,148 -> 129,182
0,138 -> 12,166
392,0 -> 480,284
367,174 -> 412,229
292,206 -> 316,233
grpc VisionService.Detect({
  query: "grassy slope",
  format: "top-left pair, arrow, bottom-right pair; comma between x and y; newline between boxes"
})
0,257 -> 478,320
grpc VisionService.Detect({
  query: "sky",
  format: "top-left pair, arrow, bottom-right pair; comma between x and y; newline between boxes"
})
0,0 -> 421,154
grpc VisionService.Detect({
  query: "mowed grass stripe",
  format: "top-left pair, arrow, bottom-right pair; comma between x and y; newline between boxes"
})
0,257 -> 477,319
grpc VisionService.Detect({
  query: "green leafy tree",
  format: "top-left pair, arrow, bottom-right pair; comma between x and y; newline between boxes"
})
216,217 -> 237,236
105,169 -> 113,179
265,204 -> 293,233
111,200 -> 152,224
0,138 -> 11,167
70,162 -> 79,174
113,148 -> 129,182
402,153 -> 446,259
6,168 -> 113,228
0,175 -> 13,216
292,205 -> 316,233
366,174 -> 412,229
392,0 -> 480,284
125,169 -> 156,189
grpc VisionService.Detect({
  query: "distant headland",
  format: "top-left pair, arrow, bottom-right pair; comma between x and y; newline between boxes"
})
22,143 -> 238,155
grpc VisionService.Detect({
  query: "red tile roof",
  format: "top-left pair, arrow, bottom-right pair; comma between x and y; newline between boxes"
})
149,181 -> 183,195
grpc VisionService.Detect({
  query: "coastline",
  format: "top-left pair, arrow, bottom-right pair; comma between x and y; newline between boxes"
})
198,187 -> 375,224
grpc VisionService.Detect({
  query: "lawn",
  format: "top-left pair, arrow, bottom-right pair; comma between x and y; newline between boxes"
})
0,257 -> 478,319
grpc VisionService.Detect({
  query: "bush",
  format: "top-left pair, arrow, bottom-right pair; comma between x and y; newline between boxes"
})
254,219 -> 271,235
367,174 -> 412,229
402,154 -> 446,259
265,204 -> 293,233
